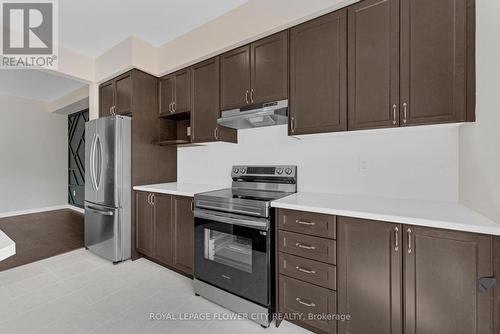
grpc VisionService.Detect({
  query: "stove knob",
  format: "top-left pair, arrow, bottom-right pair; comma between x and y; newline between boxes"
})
240,168 -> 246,174
233,168 -> 239,174
276,168 -> 283,175
285,168 -> 292,175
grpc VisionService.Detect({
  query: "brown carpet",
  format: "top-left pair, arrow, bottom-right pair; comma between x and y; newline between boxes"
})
0,209 -> 84,272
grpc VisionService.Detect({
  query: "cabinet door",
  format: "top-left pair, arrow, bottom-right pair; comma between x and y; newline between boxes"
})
250,31 -> 288,104
115,72 -> 132,115
400,0 -> 470,125
348,0 -> 400,130
135,192 -> 153,256
99,80 -> 114,117
404,226 -> 493,334
220,45 -> 251,110
153,193 -> 173,265
173,69 -> 191,114
191,57 -> 219,143
289,10 -> 347,135
337,217 -> 402,334
172,196 -> 194,275
159,75 -> 174,116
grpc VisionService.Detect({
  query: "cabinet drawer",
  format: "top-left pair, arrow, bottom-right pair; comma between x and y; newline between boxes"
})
279,275 -> 337,334
279,231 -> 336,264
280,252 -> 336,290
278,209 -> 336,239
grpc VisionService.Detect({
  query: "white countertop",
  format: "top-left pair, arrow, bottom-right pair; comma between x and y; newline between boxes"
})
272,192 -> 500,236
133,182 -> 226,197
0,229 -> 16,262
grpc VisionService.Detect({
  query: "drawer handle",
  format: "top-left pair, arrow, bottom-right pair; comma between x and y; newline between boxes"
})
295,219 -> 316,226
295,243 -> 316,250
296,298 -> 316,308
295,266 -> 316,274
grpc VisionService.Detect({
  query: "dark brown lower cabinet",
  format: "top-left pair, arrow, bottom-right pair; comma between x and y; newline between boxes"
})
337,217 -> 402,334
172,196 -> 194,275
280,275 -> 337,334
135,192 -> 154,256
135,192 -> 194,276
337,216 -> 494,334
153,194 -> 173,265
404,226 -> 493,334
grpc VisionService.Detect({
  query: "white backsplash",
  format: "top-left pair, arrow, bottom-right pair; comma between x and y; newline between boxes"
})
178,124 -> 459,202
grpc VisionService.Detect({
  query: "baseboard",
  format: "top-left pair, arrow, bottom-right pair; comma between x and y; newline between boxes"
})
0,204 -> 84,219
66,205 -> 84,214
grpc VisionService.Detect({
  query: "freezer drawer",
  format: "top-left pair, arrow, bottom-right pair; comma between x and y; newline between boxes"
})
85,203 -> 121,262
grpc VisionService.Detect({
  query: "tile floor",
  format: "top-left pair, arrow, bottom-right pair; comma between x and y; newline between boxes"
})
0,249 -> 310,334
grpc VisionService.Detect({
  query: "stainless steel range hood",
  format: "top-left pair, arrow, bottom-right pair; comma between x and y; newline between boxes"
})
217,100 -> 288,130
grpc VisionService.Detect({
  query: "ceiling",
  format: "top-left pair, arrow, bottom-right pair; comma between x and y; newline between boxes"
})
59,0 -> 248,57
0,70 -> 87,102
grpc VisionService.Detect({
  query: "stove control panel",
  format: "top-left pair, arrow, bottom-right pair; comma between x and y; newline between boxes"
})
231,165 -> 297,178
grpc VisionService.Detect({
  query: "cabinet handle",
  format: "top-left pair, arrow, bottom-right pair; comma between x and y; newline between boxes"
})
403,102 -> 408,124
168,102 -> 172,113
407,228 -> 412,253
151,194 -> 155,206
172,101 -> 176,113
295,219 -> 315,226
214,127 -> 219,140
295,266 -> 316,274
109,106 -> 113,115
394,226 -> 399,252
245,90 -> 249,104
392,104 -> 397,125
295,243 -> 316,250
295,298 -> 316,308
290,116 -> 295,133
147,193 -> 152,205
250,88 -> 255,103
190,200 -> 194,212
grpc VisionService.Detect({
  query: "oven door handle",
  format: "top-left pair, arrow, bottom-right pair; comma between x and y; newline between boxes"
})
194,209 -> 269,230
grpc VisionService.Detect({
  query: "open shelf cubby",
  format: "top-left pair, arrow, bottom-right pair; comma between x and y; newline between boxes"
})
157,113 -> 191,146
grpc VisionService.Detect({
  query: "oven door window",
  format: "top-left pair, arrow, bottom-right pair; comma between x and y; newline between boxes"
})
195,216 -> 269,307
205,229 -> 253,273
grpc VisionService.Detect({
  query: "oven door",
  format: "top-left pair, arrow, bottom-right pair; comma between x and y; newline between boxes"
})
194,209 -> 270,307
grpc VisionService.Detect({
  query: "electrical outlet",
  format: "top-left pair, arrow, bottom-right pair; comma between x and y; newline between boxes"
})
359,159 -> 368,172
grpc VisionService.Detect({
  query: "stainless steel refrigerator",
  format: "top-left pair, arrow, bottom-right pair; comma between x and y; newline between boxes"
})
84,116 -> 131,263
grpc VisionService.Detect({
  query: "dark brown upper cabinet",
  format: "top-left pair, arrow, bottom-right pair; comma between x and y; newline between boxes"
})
348,0 -> 400,130
99,81 -> 114,118
250,31 -> 288,105
289,9 -> 347,135
98,71 -> 133,117
220,45 -> 251,110
221,31 -> 288,110
172,196 -> 194,275
159,69 -> 191,117
404,226 -> 493,334
191,57 -> 237,144
337,217 -> 402,334
400,0 -> 474,125
159,76 -> 174,116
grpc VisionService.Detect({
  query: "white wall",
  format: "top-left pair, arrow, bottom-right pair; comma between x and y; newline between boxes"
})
459,0 -> 500,223
0,95 -> 68,214
178,124 -> 459,202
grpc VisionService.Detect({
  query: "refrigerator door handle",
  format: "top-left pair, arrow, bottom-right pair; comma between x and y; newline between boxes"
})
95,135 -> 103,191
86,205 -> 114,216
90,134 -> 97,191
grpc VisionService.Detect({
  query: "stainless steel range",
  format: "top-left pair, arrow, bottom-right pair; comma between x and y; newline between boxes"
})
193,165 -> 297,327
